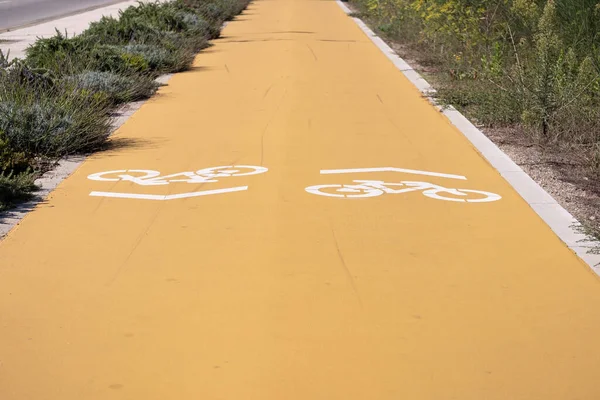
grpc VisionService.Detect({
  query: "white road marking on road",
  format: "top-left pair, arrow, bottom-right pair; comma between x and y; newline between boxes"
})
306,179 -> 502,202
336,0 -> 600,270
320,167 -> 467,180
89,186 -> 249,200
88,166 -> 268,185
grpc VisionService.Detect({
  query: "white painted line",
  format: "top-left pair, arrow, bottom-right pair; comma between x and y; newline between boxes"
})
90,191 -> 167,200
89,186 -> 248,201
165,186 -> 248,200
336,0 -> 600,271
0,16 -> 227,237
320,167 -> 467,180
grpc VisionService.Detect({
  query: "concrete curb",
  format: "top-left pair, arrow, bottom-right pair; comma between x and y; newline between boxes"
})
1,1 -> 169,238
0,0 -> 207,239
0,0 -> 164,59
0,74 -> 173,239
0,0 -> 130,34
336,0 -> 600,272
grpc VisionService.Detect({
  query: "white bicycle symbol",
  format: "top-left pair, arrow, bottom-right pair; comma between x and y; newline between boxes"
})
88,165 -> 268,186
305,180 -> 501,203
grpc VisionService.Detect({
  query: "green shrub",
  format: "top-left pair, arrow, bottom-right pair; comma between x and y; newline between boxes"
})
124,43 -> 197,73
119,2 -> 214,37
120,2 -> 190,33
82,2 -> 214,45
25,0 -> 224,76
83,15 -> 162,45
181,11 -> 220,39
181,0 -> 248,24
81,44 -> 148,74
436,80 -> 522,127
0,89 -> 112,158
66,71 -> 159,104
1,0 -> 251,211
82,28 -> 201,74
0,131 -> 31,174
352,0 -> 600,169
0,171 -> 37,211
27,37 -> 152,75
25,31 -> 91,74
124,44 -> 176,70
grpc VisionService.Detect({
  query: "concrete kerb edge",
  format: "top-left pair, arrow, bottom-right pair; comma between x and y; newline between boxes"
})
0,12 -> 228,239
0,0 -> 130,34
0,73 -> 174,239
336,0 -> 600,272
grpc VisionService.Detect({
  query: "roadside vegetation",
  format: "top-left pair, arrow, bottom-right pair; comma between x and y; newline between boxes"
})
350,0 -> 600,239
0,0 -> 249,211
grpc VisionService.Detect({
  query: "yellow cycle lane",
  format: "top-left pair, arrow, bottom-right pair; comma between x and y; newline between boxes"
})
1,0 -> 600,398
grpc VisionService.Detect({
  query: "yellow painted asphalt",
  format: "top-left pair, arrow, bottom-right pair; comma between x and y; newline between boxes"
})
2,0 -> 600,398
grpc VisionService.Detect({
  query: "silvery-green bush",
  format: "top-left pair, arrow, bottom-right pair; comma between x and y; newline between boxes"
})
122,43 -> 196,73
68,71 -> 158,103
0,171 -> 36,210
0,93 -> 111,157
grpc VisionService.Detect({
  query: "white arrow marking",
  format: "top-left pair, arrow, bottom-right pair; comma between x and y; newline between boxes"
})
319,167 -> 467,180
90,186 -> 248,200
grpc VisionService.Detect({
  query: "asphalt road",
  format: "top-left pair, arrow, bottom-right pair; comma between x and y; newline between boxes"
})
0,0 -> 126,31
